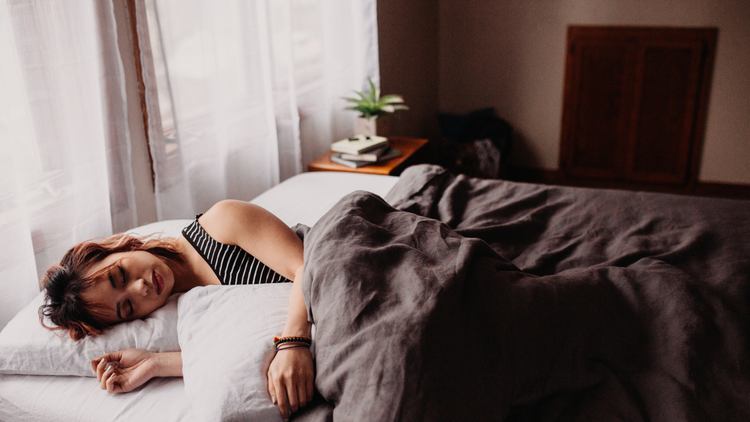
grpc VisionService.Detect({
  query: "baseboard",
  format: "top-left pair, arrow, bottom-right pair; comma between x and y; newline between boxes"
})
694,182 -> 750,200
506,167 -> 563,185
506,167 -> 750,200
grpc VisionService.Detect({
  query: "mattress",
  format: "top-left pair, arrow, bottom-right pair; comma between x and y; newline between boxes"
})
0,171 -> 398,422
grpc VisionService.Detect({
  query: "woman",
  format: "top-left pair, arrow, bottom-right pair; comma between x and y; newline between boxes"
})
40,200 -> 311,419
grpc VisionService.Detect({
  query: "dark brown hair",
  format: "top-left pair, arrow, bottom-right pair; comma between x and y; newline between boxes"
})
39,234 -> 183,340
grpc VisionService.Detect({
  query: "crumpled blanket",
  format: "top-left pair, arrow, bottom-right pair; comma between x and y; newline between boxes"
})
296,164 -> 750,422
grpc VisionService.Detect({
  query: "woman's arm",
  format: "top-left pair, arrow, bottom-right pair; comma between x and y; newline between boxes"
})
199,200 -> 314,418
91,350 -> 182,393
267,265 -> 314,419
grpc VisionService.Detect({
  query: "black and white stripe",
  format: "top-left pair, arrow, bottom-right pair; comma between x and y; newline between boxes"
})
181,216 -> 291,285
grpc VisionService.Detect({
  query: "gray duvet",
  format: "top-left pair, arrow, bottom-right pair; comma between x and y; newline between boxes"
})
294,164 -> 750,421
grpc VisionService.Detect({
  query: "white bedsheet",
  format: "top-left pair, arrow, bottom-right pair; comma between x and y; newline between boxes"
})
250,171 -> 398,227
0,171 -> 398,422
0,376 -> 192,422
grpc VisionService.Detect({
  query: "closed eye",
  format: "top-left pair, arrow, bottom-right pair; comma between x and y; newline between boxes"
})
108,270 -> 116,290
117,265 -> 134,318
111,264 -> 129,320
108,267 -> 126,319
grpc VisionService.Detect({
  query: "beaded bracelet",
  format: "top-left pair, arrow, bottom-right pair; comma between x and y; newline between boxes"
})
273,335 -> 312,349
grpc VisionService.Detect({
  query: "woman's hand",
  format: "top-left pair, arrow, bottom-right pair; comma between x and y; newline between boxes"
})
267,346 -> 314,419
267,263 -> 314,418
90,348 -> 159,393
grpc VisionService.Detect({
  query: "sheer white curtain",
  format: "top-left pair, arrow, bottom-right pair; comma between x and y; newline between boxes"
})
0,0 -> 136,328
137,0 -> 379,220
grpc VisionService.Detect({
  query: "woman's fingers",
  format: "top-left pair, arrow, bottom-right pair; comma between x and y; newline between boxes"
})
99,359 -> 118,390
99,366 -> 109,390
273,377 -> 290,419
94,357 -> 106,382
306,373 -> 314,404
286,378 -> 299,413
267,371 -> 277,405
106,372 -> 114,393
92,351 -> 121,379
297,381 -> 308,408
91,357 -> 102,378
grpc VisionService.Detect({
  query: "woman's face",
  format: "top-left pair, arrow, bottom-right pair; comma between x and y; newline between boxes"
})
82,251 -> 175,324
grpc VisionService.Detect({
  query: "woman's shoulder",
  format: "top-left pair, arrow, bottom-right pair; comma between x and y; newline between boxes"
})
197,200 -> 265,245
201,199 -> 246,218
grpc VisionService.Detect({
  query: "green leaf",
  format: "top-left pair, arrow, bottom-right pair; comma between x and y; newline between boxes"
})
344,76 -> 407,117
353,90 -> 370,103
378,94 -> 404,104
348,98 -> 372,107
368,78 -> 378,103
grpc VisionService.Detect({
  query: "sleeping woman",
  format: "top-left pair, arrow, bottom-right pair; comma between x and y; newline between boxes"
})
39,200 -> 311,419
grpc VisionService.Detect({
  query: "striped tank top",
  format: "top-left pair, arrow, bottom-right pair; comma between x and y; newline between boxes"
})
181,215 -> 292,285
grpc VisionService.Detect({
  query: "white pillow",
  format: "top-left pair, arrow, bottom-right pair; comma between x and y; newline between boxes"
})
178,284 -> 293,422
0,291 -> 181,377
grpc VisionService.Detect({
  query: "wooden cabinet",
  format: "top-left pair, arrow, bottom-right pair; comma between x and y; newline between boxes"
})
559,26 -> 716,187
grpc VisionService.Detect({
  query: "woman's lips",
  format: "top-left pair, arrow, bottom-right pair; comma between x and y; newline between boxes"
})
153,271 -> 164,295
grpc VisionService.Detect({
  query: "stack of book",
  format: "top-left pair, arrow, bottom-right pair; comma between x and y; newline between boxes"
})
329,135 -> 401,168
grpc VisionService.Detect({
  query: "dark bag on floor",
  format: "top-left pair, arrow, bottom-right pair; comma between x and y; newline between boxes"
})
435,108 -> 513,179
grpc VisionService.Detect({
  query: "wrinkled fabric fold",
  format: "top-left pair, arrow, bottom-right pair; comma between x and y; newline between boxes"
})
300,165 -> 750,421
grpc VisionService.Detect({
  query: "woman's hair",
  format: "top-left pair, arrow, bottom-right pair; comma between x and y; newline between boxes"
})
39,233 -> 184,340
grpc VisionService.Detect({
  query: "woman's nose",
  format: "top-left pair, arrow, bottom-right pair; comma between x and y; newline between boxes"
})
130,278 -> 149,297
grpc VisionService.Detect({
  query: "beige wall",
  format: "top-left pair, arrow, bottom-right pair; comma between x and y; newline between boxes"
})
377,0 -> 441,141
436,0 -> 750,184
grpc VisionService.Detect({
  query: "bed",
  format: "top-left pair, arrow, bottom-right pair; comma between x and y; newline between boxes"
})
0,171 -> 398,422
1,165 -> 749,421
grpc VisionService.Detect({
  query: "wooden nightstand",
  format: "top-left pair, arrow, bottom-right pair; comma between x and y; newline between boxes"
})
307,137 -> 429,176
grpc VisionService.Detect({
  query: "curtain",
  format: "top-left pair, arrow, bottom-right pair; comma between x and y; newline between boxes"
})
0,0 -> 136,328
137,0 -> 379,220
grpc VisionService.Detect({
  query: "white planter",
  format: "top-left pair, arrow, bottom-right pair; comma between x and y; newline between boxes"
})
354,116 -> 377,137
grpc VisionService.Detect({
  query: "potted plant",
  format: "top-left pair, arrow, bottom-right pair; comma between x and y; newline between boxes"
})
344,77 -> 408,136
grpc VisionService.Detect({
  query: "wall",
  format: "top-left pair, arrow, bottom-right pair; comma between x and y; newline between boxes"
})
437,0 -> 750,185
377,0 -> 441,141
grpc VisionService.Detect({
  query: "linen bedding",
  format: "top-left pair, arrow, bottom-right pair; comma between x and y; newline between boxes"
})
293,164 -> 750,421
3,165 -> 749,421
